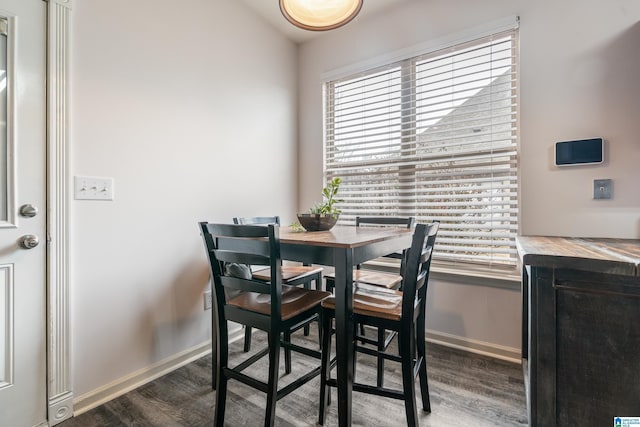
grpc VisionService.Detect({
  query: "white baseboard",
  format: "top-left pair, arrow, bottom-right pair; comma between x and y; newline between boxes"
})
73,342 -> 211,416
73,329 -> 244,416
426,330 -> 521,364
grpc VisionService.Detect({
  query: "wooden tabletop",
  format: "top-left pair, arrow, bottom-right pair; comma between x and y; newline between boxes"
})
279,225 -> 413,249
516,236 -> 640,276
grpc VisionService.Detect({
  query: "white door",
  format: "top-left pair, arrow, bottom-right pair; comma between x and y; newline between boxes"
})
0,0 -> 47,426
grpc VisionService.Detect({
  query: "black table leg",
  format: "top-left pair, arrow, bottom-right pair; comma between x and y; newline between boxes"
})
334,248 -> 354,427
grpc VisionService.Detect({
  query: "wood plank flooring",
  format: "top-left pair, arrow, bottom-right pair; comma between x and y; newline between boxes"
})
60,329 -> 527,426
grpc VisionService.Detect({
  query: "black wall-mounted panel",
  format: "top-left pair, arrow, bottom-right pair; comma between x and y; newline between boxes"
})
555,138 -> 603,166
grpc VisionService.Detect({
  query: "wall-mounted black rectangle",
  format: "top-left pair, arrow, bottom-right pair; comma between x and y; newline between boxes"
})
555,138 -> 603,166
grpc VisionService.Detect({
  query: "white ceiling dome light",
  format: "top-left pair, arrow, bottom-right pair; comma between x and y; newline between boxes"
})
279,0 -> 363,31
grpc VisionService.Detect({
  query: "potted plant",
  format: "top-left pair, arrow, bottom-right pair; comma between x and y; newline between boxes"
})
297,177 -> 343,231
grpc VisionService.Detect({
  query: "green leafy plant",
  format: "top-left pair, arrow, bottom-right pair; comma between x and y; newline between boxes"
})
308,177 -> 343,215
289,221 -> 305,232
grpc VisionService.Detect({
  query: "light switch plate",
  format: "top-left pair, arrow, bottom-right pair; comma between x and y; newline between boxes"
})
593,179 -> 612,200
74,176 -> 114,200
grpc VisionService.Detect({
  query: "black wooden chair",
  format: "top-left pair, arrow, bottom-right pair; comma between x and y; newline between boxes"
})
318,222 -> 439,427
324,216 -> 415,385
233,216 -> 323,351
199,222 -> 330,427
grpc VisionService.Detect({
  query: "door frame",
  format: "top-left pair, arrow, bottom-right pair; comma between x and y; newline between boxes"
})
46,0 -> 72,425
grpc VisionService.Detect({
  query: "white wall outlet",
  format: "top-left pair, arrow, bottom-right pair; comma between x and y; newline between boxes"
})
204,291 -> 212,310
74,176 -> 114,200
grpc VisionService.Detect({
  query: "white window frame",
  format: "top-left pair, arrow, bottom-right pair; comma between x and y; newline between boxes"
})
322,18 -> 520,279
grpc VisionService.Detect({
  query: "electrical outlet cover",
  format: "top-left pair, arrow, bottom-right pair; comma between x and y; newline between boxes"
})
203,291 -> 212,310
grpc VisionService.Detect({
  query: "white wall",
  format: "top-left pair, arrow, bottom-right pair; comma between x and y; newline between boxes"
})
68,0 -> 640,403
71,0 -> 298,397
298,0 -> 640,352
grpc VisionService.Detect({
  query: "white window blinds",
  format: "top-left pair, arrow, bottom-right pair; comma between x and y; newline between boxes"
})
325,30 -> 519,268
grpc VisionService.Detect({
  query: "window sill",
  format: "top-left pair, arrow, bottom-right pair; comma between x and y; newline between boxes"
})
361,259 -> 521,290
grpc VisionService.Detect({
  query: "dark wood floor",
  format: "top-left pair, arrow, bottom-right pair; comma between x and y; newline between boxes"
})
61,329 -> 527,426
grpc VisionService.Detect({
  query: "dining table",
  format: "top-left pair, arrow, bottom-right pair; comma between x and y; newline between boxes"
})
277,225 -> 414,426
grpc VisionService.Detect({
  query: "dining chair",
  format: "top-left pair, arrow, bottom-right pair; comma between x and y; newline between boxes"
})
324,216 -> 415,386
318,222 -> 439,427
199,222 -> 330,427
233,216 -> 323,351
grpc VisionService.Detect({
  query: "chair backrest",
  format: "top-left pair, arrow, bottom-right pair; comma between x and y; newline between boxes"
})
355,217 -> 416,273
355,216 -> 415,229
233,216 -> 281,225
199,222 -> 284,328
400,222 -> 439,321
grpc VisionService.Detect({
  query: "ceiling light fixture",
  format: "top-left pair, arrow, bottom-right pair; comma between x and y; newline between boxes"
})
279,0 -> 363,31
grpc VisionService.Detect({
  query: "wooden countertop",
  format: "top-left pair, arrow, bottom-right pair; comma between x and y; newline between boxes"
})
516,236 -> 640,276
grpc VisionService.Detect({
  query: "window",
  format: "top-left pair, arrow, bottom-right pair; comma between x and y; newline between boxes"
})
324,30 -> 519,271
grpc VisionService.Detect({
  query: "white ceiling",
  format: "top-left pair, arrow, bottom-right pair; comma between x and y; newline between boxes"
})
239,0 -> 410,44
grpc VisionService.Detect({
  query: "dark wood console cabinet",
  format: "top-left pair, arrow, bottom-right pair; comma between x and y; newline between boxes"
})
517,236 -> 640,427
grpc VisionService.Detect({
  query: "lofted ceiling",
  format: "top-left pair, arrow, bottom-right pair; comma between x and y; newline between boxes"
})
239,0 -> 410,44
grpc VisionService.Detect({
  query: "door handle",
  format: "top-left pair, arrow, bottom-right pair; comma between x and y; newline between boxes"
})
19,234 -> 40,249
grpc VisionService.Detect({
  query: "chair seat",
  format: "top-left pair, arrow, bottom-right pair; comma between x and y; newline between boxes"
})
247,265 -> 323,352
321,283 -> 417,322
253,265 -> 324,282
325,269 -> 402,289
229,285 -> 331,320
